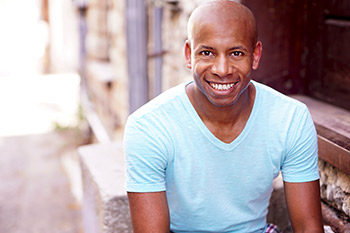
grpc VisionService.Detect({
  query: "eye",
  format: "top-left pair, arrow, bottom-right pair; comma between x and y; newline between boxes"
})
232,51 -> 243,57
201,51 -> 213,56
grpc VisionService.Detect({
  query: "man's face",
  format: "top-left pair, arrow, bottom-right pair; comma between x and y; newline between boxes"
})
185,13 -> 262,108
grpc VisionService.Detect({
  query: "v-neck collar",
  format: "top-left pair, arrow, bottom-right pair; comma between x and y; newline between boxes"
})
180,80 -> 260,151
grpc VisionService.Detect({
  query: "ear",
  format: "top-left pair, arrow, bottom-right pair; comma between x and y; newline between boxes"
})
184,40 -> 192,69
252,41 -> 262,70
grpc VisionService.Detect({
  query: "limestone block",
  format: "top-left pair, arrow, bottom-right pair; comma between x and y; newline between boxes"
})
87,7 -> 108,35
86,33 -> 109,60
78,141 -> 132,233
343,196 -> 350,216
86,8 -> 99,32
107,8 -> 125,36
324,225 -> 335,233
86,61 -> 115,83
319,159 -> 350,218
110,83 -> 128,127
160,0 -> 199,90
87,0 -> 99,7
336,170 -> 350,193
109,45 -> 127,75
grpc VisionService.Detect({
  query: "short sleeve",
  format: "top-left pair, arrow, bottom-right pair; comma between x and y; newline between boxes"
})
281,106 -> 319,183
124,115 -> 168,192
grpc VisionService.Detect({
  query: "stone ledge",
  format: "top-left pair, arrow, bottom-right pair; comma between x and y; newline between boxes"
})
78,141 -> 293,232
78,141 -> 132,233
292,95 -> 350,175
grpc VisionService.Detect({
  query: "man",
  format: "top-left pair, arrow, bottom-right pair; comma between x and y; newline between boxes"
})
124,1 -> 324,232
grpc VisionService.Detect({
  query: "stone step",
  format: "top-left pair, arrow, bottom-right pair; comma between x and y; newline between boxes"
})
78,141 -> 292,232
78,141 -> 132,233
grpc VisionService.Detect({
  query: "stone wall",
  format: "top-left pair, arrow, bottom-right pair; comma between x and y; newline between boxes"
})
319,159 -> 350,218
84,0 -> 193,139
85,0 -> 128,139
160,1 -> 194,91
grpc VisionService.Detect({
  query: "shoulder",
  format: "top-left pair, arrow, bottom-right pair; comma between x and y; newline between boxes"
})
124,83 -> 188,163
252,80 -> 308,114
251,80 -> 313,141
125,82 -> 188,136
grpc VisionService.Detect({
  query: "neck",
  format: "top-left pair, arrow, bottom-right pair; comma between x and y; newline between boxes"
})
187,82 -> 255,126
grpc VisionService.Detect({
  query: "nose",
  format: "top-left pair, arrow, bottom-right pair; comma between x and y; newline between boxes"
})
211,55 -> 232,77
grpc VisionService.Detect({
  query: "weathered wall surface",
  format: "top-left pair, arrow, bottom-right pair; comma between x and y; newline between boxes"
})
79,142 -> 131,233
160,1 -> 194,91
319,159 -> 350,218
85,0 -> 193,139
85,0 -> 128,139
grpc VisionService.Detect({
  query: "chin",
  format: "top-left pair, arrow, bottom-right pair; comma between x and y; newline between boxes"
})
209,98 -> 239,108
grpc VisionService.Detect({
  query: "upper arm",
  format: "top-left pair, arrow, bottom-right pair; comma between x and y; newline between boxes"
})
124,116 -> 171,232
284,180 -> 324,233
282,106 -> 319,183
128,191 -> 170,233
124,116 -> 169,192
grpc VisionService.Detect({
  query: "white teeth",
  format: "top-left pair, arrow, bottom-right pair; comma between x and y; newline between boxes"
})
210,82 -> 236,91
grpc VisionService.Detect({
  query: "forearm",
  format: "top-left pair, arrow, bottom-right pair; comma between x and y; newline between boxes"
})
284,180 -> 324,233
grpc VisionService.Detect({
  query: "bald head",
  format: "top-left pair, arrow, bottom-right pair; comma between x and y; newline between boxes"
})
187,0 -> 258,47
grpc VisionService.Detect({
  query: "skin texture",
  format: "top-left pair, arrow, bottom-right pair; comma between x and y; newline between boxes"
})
127,1 -> 324,232
284,180 -> 324,233
128,192 -> 170,233
184,0 -> 262,143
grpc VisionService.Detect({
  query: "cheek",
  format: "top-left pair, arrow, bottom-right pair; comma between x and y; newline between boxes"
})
192,68 -> 204,85
193,62 -> 208,75
233,60 -> 253,74
243,65 -> 253,74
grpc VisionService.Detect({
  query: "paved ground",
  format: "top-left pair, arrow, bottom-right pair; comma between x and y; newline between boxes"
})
0,129 -> 87,233
0,1 -> 89,232
0,73 -> 85,233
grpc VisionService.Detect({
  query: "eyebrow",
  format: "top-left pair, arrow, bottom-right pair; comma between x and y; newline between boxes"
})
229,46 -> 248,52
198,45 -> 215,50
197,45 -> 248,52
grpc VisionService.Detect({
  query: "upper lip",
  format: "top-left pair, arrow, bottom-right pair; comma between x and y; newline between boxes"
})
207,80 -> 238,84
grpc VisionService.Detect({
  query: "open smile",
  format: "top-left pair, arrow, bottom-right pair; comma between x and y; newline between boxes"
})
208,81 -> 238,91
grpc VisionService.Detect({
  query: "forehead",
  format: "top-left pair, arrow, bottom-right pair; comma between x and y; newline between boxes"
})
191,15 -> 254,50
188,1 -> 256,47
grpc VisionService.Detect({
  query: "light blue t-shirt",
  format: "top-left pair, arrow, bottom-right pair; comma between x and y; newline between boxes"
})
124,81 -> 319,233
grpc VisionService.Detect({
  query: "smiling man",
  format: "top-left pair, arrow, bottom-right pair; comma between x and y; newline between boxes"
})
124,1 -> 324,233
